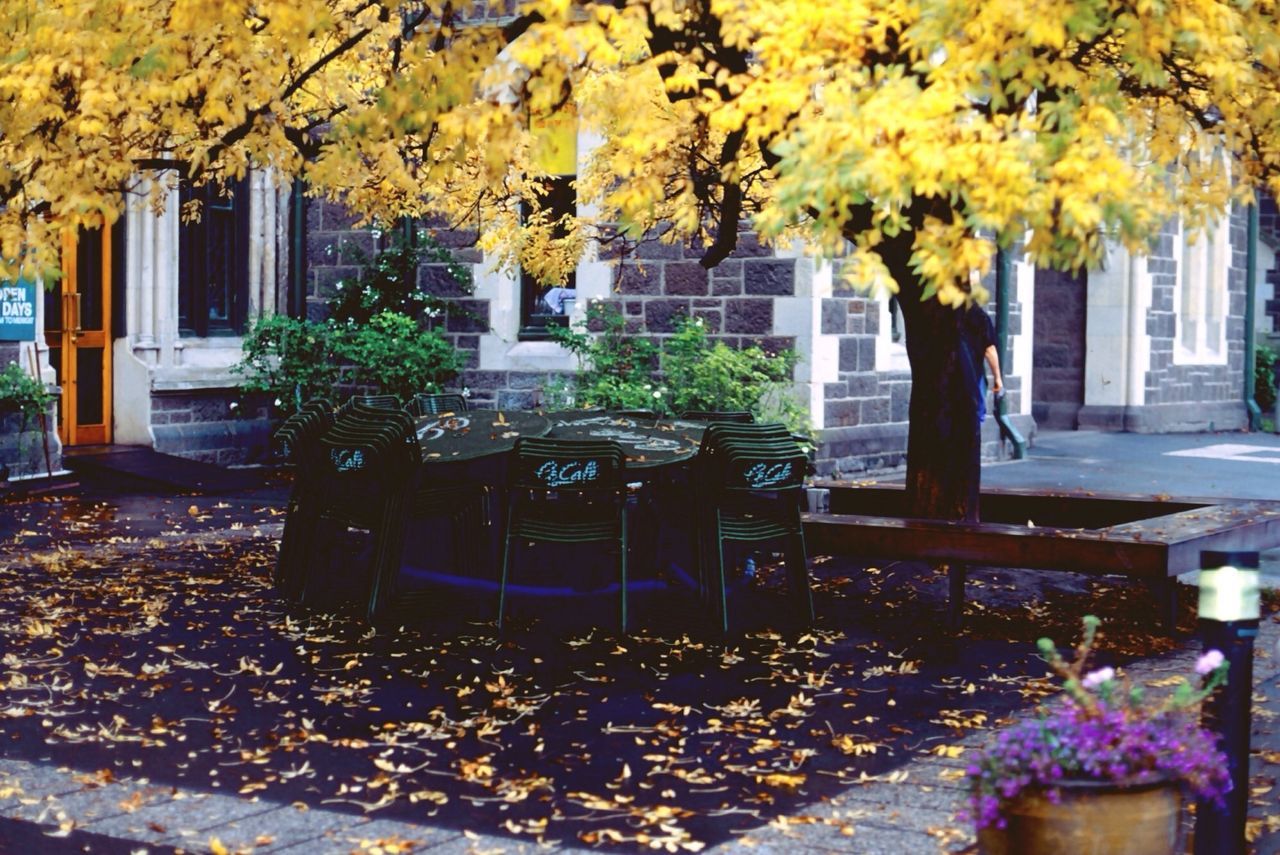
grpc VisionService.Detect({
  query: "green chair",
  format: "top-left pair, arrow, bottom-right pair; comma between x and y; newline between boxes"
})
340,394 -> 401,414
410,392 -> 469,416
678,410 -> 755,424
694,423 -> 813,634
291,408 -> 418,620
498,437 -> 629,633
273,399 -> 334,597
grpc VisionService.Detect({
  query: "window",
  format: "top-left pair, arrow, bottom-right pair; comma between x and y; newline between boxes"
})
1174,216 -> 1229,363
179,176 -> 250,336
519,109 -> 578,340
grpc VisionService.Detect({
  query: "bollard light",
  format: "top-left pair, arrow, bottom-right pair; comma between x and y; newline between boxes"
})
1194,550 -> 1261,855
1198,556 -> 1261,622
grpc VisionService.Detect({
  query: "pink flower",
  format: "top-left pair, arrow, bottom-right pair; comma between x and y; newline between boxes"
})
1195,650 -> 1225,676
1081,667 -> 1115,690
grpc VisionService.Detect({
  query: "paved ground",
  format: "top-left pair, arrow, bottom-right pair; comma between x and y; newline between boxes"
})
0,429 -> 1277,854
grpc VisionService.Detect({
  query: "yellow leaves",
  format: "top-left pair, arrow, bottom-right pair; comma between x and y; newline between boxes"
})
930,744 -> 966,758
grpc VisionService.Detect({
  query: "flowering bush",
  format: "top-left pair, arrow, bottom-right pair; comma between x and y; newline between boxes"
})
966,615 -> 1231,830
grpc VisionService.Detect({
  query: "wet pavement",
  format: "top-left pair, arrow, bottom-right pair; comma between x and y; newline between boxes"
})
0,430 -> 1276,854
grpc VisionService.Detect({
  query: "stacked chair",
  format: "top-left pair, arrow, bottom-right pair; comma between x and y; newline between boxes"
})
498,438 -> 630,633
285,398 -> 419,621
410,392 -> 469,416
272,399 -> 335,598
693,422 -> 814,634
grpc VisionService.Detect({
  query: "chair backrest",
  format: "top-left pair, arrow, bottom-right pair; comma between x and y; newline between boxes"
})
273,399 -> 334,463
410,392 -> 468,417
311,407 -> 418,482
679,410 -> 755,424
512,437 -> 627,492
341,394 -> 401,414
697,423 -> 805,491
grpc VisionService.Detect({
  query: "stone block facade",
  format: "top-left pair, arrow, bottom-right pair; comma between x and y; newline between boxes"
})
150,390 -> 273,466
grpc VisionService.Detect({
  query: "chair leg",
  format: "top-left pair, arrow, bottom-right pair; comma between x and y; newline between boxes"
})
619,509 -> 629,635
367,493 -> 408,623
715,518 -> 730,635
784,528 -> 814,625
497,524 -> 516,633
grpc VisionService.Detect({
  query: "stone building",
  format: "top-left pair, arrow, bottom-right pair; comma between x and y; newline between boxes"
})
1,152 -> 1273,481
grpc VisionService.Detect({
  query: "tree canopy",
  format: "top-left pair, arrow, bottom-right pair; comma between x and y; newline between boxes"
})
7,0 -> 1280,517
5,0 -> 1280,292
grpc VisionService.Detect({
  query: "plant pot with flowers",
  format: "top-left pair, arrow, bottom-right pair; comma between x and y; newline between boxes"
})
966,615 -> 1232,855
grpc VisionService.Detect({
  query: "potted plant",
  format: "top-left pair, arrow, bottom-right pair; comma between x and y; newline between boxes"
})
967,615 -> 1232,854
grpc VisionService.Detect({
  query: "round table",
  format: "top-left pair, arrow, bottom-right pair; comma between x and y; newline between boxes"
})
415,409 -> 551,463
542,412 -> 706,468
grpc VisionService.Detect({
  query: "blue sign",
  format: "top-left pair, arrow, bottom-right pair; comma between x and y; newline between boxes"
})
0,280 -> 37,342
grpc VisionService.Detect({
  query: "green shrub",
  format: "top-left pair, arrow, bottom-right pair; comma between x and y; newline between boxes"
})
548,303 -> 810,434
235,315 -> 343,414
548,303 -> 663,411
1257,343 -> 1277,413
661,315 -> 808,433
237,228 -> 469,414
335,310 -> 462,402
0,360 -> 54,425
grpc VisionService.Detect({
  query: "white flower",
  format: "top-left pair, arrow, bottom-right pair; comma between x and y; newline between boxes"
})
274,398 -> 282,407
653,390 -> 662,398
1081,667 -> 1115,690
462,387 -> 472,398
335,282 -> 344,290
229,402 -> 239,410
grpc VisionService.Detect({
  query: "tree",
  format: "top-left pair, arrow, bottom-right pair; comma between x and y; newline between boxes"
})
6,0 -> 1280,519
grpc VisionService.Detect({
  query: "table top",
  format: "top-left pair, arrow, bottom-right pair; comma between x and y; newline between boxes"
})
543,412 -> 706,469
416,409 -> 551,462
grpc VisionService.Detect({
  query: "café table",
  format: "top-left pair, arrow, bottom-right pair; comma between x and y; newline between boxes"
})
542,411 -> 706,468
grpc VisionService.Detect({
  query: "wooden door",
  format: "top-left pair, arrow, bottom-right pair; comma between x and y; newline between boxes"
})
43,227 -> 113,446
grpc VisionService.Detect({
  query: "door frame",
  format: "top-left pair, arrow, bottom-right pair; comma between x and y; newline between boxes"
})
46,227 -> 113,446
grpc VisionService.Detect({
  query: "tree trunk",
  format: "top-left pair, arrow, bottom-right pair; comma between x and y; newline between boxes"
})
886,252 -> 982,522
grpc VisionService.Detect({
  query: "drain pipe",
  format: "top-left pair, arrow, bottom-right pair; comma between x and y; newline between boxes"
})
290,178 -> 307,319
1244,196 -> 1263,431
994,248 -> 1027,458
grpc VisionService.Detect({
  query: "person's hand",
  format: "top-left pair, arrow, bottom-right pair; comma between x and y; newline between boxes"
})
992,377 -> 1003,394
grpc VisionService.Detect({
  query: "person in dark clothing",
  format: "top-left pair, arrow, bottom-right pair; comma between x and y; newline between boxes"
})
959,302 -> 1004,424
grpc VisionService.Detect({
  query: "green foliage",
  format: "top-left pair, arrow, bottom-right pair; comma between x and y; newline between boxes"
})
335,310 -> 462,402
548,303 -> 809,434
1256,343 -> 1277,413
327,229 -> 472,325
548,303 -> 662,411
234,315 -> 342,414
0,361 -> 54,425
662,315 -> 808,434
238,228 -> 469,414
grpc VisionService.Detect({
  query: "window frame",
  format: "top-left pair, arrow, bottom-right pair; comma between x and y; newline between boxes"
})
518,174 -> 578,340
178,175 -> 251,337
1173,215 -> 1230,365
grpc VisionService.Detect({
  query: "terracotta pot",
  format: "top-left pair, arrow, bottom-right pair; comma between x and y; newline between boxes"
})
978,778 -> 1182,855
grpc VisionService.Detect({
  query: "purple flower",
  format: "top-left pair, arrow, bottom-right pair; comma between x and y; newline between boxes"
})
1081,667 -> 1114,689
1195,650 -> 1224,676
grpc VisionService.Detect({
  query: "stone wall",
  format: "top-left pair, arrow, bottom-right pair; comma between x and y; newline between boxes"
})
150,390 -> 272,466
1138,208 -> 1247,431
1032,267 -> 1087,429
